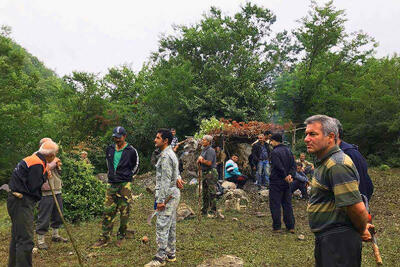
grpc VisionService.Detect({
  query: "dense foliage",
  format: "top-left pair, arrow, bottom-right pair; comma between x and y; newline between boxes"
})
59,150 -> 107,222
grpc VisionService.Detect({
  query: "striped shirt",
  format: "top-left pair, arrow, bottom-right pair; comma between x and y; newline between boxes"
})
308,146 -> 362,233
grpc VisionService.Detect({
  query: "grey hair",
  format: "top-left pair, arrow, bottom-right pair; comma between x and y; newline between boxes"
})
333,118 -> 343,139
38,141 -> 59,156
39,137 -> 52,147
304,115 -> 338,139
203,135 -> 213,142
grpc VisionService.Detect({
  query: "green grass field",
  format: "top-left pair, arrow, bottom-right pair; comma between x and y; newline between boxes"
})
0,168 -> 399,266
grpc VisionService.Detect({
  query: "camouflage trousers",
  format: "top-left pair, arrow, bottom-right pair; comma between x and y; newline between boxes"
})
155,192 -> 180,260
201,168 -> 218,215
101,182 -> 132,240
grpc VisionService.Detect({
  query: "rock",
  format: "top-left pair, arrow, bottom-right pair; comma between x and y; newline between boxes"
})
255,212 -> 267,217
232,217 -> 239,221
197,255 -> 244,267
177,203 -> 196,221
189,178 -> 198,185
222,181 -> 236,190
297,234 -> 305,241
293,189 -> 302,197
96,173 -> 108,183
146,183 -> 155,194
258,189 -> 269,201
142,236 -> 149,244
225,198 -> 241,212
32,247 -> 38,254
232,189 -> 247,199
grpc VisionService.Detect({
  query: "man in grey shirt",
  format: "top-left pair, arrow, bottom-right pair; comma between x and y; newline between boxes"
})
197,135 -> 218,217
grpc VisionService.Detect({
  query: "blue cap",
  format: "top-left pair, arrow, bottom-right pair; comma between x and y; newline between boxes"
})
112,126 -> 127,138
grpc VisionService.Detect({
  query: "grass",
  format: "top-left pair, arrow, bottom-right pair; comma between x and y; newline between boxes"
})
0,168 -> 399,266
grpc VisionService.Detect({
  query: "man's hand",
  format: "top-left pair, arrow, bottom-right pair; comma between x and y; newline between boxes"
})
361,223 -> 375,242
177,178 -> 186,189
156,203 -> 166,211
197,156 -> 204,164
284,175 -> 293,184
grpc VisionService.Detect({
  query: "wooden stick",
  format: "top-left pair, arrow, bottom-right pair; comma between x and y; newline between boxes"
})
197,164 -> 202,222
372,242 -> 383,265
47,178 -> 84,267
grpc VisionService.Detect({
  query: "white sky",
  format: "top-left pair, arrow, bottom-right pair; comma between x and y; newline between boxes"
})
0,0 -> 399,76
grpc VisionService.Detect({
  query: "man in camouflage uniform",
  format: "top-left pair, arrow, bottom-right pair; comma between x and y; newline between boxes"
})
93,126 -> 139,248
145,129 -> 181,267
304,115 -> 374,267
197,135 -> 218,217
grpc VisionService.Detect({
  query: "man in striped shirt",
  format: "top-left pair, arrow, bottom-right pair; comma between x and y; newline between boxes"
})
304,115 -> 373,267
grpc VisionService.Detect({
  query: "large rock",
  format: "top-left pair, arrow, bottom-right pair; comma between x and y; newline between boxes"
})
197,255 -> 244,267
96,173 -> 108,183
221,181 -> 236,190
223,189 -> 248,212
225,198 -> 241,212
177,203 -> 195,221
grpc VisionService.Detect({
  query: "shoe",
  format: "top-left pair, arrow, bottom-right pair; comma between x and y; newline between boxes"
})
37,242 -> 48,250
288,229 -> 295,234
52,236 -> 68,243
92,238 -> 110,248
144,257 -> 166,266
166,255 -> 176,262
272,229 -> 282,233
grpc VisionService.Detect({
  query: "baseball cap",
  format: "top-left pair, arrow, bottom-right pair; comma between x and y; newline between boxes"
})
112,126 -> 127,138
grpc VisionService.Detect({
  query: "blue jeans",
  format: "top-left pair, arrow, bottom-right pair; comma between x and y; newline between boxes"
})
256,160 -> 270,186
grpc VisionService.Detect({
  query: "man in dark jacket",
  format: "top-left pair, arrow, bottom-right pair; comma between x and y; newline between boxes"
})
8,140 -> 59,267
269,133 -> 296,233
335,119 -> 374,200
93,126 -> 139,248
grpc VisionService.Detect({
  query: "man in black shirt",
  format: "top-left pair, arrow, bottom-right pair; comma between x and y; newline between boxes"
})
7,140 -> 59,267
269,134 -> 296,233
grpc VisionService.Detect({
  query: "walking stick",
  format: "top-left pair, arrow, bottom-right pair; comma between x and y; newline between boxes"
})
197,163 -> 202,222
47,175 -> 84,267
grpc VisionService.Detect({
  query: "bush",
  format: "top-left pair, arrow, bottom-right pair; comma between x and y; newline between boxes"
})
60,150 -> 107,222
387,157 -> 400,168
378,164 -> 391,171
367,154 -> 383,167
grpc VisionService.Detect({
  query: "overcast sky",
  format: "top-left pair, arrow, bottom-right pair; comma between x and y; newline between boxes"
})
1,0 -> 399,76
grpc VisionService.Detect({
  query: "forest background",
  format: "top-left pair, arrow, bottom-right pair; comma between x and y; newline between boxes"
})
1,1 -> 399,186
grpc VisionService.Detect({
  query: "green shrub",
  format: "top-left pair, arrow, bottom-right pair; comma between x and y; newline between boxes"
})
60,150 -> 107,222
367,154 -> 383,167
387,157 -> 400,168
378,164 -> 391,171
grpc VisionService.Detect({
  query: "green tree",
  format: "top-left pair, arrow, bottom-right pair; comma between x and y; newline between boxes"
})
275,1 -> 376,123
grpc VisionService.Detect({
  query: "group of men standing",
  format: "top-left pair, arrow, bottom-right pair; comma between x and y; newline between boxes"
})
6,115 -> 375,266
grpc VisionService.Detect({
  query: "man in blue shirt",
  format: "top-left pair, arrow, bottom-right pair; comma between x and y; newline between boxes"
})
224,155 -> 247,189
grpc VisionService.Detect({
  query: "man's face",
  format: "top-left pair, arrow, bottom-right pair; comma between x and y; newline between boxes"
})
202,138 -> 210,147
270,140 -> 278,147
232,155 -> 238,162
304,122 -> 334,156
300,154 -> 305,161
171,130 -> 176,136
258,134 -> 264,142
113,135 -> 126,146
154,133 -> 167,148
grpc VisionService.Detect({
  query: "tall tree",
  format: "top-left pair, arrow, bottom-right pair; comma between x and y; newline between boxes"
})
275,0 -> 376,123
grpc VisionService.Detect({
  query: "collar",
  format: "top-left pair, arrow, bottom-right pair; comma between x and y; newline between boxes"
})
115,143 -> 128,152
35,152 -> 47,166
315,146 -> 340,167
161,145 -> 172,155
